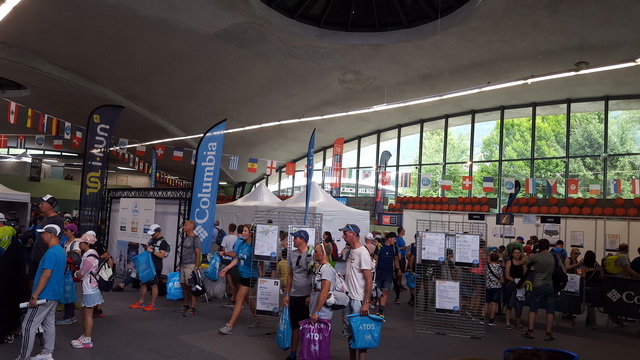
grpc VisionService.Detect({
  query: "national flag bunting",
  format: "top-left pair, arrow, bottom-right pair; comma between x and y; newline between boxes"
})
285,162 -> 295,176
482,177 -> 494,192
266,160 -> 277,176
72,130 -> 82,148
361,169 -> 373,181
632,179 -> 640,195
117,138 -> 128,154
420,174 -> 432,188
525,178 -> 536,194
589,179 -> 600,195
34,136 -> 45,148
229,155 -> 239,170
16,135 -> 26,149
172,147 -> 183,161
50,117 -> 59,136
461,175 -> 473,190
247,158 -> 258,173
342,168 -> 355,179
53,137 -> 63,150
8,101 -> 17,124
546,179 -> 558,194
440,175 -> 452,191
380,171 -> 391,186
610,179 -> 622,194
567,178 -> 579,195
323,166 -> 332,178
63,121 -> 71,139
26,109 -> 33,128
400,172 -> 411,188
39,114 -> 47,132
155,145 -> 165,159
0,135 -> 8,148
503,177 -> 515,193
135,146 -> 146,156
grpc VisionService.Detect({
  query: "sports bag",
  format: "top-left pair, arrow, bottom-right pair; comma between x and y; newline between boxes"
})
552,254 -> 568,293
188,268 -> 207,296
299,318 -> 332,360
132,251 -> 156,283
166,271 -> 183,300
277,306 -> 292,351
348,314 -> 384,350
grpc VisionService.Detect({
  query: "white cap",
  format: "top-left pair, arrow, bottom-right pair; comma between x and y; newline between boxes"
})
147,224 -> 161,235
86,230 -> 97,237
365,232 -> 374,240
0,213 -> 5,222
37,224 -> 61,236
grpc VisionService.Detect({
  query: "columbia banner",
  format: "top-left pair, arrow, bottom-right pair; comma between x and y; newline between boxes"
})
190,119 -> 227,254
304,129 -> 316,225
330,137 -> 344,197
78,105 -> 124,235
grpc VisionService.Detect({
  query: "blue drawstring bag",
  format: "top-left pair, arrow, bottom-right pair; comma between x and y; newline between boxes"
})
404,272 -> 416,289
348,314 -> 384,350
166,271 -> 183,300
205,253 -> 221,281
132,251 -> 156,283
60,269 -> 77,304
277,306 -> 292,351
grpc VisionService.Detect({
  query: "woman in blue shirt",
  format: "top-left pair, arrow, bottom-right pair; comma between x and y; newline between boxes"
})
218,224 -> 260,334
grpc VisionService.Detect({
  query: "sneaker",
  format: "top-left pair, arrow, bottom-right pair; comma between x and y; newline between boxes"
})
394,299 -> 401,304
544,333 -> 556,341
478,319 -> 485,325
375,312 -> 385,319
219,324 -> 233,335
522,329 -> 535,339
143,304 -> 158,312
183,308 -> 196,317
248,319 -> 261,329
222,303 -> 234,308
408,300 -> 415,306
488,320 -> 496,327
55,317 -> 77,326
515,323 -> 525,331
93,309 -> 104,318
71,335 -> 93,349
175,305 -> 189,313
505,323 -> 512,330
129,302 -> 146,309
29,352 -> 53,360
285,354 -> 297,360
71,335 -> 88,347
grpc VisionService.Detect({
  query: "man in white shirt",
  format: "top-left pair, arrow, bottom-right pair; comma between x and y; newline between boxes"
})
220,223 -> 239,302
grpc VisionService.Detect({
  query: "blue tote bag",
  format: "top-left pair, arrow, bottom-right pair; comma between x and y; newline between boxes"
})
348,314 -> 384,350
132,251 -> 156,284
277,306 -> 292,351
166,271 -> 183,300
204,253 -> 221,281
60,269 -> 77,304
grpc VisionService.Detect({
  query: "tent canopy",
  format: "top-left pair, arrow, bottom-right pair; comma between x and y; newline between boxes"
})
215,183 -> 282,227
0,183 -> 31,231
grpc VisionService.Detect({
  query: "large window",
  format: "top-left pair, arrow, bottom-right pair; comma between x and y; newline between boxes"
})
608,100 -> 640,155
446,115 -> 471,163
570,102 -> 604,156
503,109 -> 532,160
535,105 -> 567,158
473,112 -> 500,162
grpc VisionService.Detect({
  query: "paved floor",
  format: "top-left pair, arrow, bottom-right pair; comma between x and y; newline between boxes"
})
2,288 -> 638,360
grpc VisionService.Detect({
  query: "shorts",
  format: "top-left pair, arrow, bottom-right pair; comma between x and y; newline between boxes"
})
180,264 -> 196,284
375,272 -> 394,291
239,277 -> 257,288
399,258 -> 407,272
289,296 -> 310,329
485,288 -> 501,303
222,263 -> 241,285
144,272 -> 161,285
529,284 -> 557,314
342,299 -> 364,338
82,291 -> 104,308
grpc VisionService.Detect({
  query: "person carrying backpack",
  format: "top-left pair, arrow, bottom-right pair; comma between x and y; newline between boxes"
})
57,223 -> 80,326
175,220 -> 202,317
129,224 -> 168,312
70,232 -> 103,349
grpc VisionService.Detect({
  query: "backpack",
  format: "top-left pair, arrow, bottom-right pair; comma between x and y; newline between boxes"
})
88,254 -> 115,292
149,239 -> 171,258
604,255 -> 625,275
550,247 -> 567,264
551,253 -> 568,293
215,227 -> 227,247
188,268 -> 207,296
317,263 -> 349,310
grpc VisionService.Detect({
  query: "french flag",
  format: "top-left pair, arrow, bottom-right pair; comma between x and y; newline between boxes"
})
525,178 -> 536,194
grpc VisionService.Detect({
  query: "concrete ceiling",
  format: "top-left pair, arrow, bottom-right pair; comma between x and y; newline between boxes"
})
1,0 -> 640,186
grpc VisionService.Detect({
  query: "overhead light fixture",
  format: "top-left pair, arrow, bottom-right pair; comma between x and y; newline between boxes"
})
219,181 -> 228,185
0,0 -> 21,22
116,166 -> 136,171
42,159 -> 58,163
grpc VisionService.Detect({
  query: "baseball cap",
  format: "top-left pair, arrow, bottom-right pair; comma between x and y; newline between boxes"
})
488,246 -> 498,253
290,230 -> 309,242
0,213 -> 5,222
365,232 -> 374,240
41,194 -> 57,208
64,223 -> 78,233
78,232 -> 97,244
338,224 -> 360,236
86,230 -> 97,237
147,224 -> 161,235
37,224 -> 61,236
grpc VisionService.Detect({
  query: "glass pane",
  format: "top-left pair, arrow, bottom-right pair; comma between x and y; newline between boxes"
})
503,109 -> 532,160
570,102 -> 604,156
340,168 -> 357,196
379,129 -> 398,166
418,164 -> 442,197
444,163 -> 470,198
357,169 -> 376,197
397,166 -> 417,197
342,140 -> 358,168
535,105 -> 567,158
399,124 -> 420,165
422,119 -> 445,164
608,100 -> 640,155
446,115 -> 471,163
359,135 -> 377,168
568,157 -> 603,198
500,160 -> 531,206
267,172 -> 279,193
384,166 -> 398,204
533,159 -> 565,198
472,162 -> 499,198
280,175 -> 293,196
473,111 -> 500,162
607,155 -> 640,198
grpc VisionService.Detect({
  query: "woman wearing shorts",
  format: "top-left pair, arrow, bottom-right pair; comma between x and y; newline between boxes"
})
71,232 -> 103,349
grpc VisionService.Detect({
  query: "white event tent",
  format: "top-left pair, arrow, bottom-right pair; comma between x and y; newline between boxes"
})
0,183 -> 31,231
215,183 -> 282,227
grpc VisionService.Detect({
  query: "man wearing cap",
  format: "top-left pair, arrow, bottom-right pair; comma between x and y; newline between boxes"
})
339,223 -> 373,360
0,212 -> 17,257
129,224 -> 168,312
283,230 -> 313,360
17,224 -> 66,360
28,195 -> 64,290
373,232 -> 400,318
363,233 -> 376,256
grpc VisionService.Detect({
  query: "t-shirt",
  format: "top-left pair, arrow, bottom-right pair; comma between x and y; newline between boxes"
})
64,239 -> 80,254
396,236 -> 407,258
630,256 -> 640,274
287,248 -> 313,296
345,246 -> 374,301
181,235 -> 201,265
0,225 -> 17,251
233,240 -> 257,279
81,249 -> 100,294
33,244 -> 66,301
147,236 -> 168,274
220,234 -> 238,263
374,243 -> 397,274
525,252 -> 556,286
485,263 -> 503,289
550,247 -> 568,263
32,215 -> 64,263
310,263 -> 337,320
615,254 -> 631,277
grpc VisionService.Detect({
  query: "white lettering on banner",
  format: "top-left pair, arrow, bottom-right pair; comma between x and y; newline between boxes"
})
622,291 -> 640,304
193,141 -> 219,231
88,124 -> 110,167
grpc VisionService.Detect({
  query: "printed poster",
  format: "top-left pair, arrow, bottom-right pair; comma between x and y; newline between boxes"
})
420,232 -> 446,263
570,231 -> 584,248
454,233 -> 480,266
435,280 -> 460,313
256,278 -> 280,316
118,198 -> 155,243
254,224 -> 279,261
606,234 -> 620,251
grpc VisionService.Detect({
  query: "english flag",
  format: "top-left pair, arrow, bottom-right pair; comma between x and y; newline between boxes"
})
266,160 -> 277,176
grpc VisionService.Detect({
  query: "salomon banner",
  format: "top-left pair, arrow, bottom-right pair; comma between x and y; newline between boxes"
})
330,137 -> 344,197
78,105 -> 124,235
150,147 -> 157,187
304,129 -> 316,225
189,119 -> 227,254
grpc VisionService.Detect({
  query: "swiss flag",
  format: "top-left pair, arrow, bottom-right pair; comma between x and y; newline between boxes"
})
567,179 -> 579,195
155,145 -> 166,160
381,171 -> 391,186
72,130 -> 82,148
461,176 -> 473,190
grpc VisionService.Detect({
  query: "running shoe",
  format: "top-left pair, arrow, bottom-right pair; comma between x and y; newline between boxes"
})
129,302 -> 146,309
143,304 -> 158,312
219,324 -> 233,335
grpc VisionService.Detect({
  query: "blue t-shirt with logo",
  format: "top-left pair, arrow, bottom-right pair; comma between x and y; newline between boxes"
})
33,244 -> 67,301
374,243 -> 398,274
396,236 -> 407,258
233,240 -> 257,279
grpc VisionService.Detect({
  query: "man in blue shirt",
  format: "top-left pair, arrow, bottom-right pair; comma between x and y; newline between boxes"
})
17,224 -> 66,360
396,227 -> 408,292
373,232 -> 400,317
